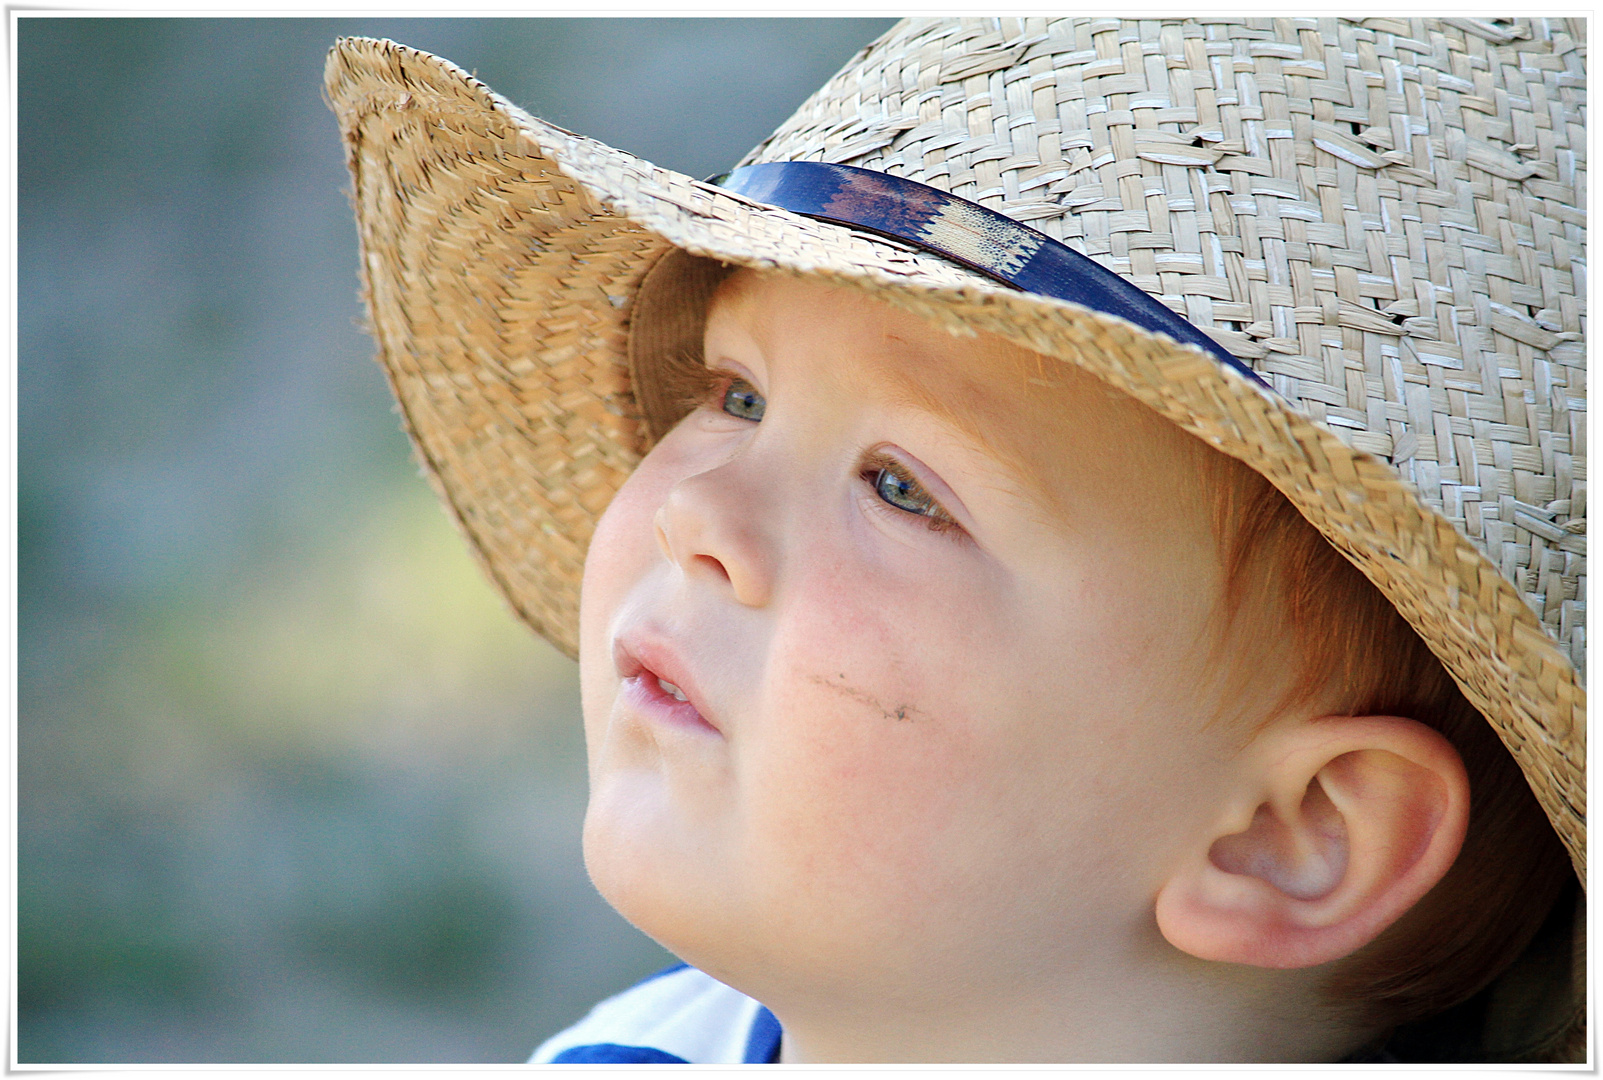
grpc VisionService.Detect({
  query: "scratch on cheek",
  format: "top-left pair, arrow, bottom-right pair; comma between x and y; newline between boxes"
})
808,673 -> 921,722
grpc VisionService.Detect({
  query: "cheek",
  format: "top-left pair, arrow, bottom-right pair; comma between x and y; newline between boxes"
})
579,419 -> 714,628
742,554 -> 1211,922
580,469 -> 659,612
744,561 -> 1023,906
578,458 -> 673,744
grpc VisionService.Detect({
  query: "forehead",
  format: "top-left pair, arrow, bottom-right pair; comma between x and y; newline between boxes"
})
706,269 -> 1217,524
709,269 -> 1000,395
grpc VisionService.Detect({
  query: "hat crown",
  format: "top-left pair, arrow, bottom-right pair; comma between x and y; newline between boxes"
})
742,17 -> 1587,672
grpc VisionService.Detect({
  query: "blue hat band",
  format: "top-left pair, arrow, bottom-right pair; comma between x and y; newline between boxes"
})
711,162 -> 1267,390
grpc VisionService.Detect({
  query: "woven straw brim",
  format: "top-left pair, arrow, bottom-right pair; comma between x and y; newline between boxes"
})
324,37 -> 1583,883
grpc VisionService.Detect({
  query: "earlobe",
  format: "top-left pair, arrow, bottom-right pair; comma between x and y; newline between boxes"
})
1155,716 -> 1470,969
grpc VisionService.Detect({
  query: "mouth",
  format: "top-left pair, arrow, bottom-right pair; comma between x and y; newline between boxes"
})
613,633 -> 723,737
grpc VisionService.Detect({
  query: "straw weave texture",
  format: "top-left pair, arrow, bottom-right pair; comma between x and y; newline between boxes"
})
746,17 -> 1588,673
324,18 -> 1585,884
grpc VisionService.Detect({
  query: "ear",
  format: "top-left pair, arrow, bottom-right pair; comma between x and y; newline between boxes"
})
1154,715 -> 1470,969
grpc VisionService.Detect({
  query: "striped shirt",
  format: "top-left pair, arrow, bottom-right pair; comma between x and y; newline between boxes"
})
531,964 -> 781,1064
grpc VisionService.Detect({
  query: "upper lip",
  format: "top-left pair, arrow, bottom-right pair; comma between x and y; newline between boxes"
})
613,628 -> 721,733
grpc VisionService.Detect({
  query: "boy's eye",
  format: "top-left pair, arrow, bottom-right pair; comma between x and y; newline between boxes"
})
721,377 -> 765,421
864,460 -> 959,532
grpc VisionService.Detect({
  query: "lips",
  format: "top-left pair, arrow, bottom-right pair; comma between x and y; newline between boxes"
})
613,632 -> 722,736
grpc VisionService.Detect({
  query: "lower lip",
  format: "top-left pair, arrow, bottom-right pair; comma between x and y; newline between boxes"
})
620,673 -> 722,736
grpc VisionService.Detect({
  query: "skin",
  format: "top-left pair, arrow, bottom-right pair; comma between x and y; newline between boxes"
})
575,270 -> 1447,1062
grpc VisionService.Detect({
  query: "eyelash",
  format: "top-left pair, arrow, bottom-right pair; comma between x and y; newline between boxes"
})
859,453 -> 963,535
708,372 -> 964,537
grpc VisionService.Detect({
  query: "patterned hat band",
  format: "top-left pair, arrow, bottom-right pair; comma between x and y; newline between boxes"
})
712,161 -> 1268,390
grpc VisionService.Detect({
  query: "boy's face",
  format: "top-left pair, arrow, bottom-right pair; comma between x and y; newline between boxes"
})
578,270 -> 1252,1013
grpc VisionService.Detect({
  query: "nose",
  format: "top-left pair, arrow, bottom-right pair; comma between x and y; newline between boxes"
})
653,460 -> 776,608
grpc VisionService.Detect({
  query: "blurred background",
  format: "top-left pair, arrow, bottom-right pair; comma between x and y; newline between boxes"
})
17,17 -> 897,1062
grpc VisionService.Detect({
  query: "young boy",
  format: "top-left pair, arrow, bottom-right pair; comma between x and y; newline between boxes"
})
325,18 -> 1585,1063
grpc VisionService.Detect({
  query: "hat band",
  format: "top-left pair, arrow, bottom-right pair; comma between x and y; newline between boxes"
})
711,162 -> 1267,390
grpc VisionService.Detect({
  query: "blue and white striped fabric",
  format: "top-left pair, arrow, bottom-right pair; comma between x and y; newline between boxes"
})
530,964 -> 782,1064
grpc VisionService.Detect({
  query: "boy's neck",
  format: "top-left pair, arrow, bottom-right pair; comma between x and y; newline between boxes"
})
769,955 -> 1368,1063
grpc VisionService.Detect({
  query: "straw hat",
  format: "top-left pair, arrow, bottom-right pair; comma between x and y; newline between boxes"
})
325,18 -> 1585,1058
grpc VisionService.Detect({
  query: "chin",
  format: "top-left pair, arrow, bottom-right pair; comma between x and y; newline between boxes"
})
581,784 -> 730,968
581,781 -> 650,911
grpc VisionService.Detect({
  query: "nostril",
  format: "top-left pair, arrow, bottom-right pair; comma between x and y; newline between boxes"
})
691,553 -> 732,583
